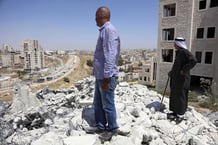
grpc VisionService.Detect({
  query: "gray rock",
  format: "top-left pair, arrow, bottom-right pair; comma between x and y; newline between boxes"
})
0,76 -> 217,145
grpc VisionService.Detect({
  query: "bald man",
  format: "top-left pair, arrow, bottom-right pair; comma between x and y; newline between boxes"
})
85,6 -> 122,141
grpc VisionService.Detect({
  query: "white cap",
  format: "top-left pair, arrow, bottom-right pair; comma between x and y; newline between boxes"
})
175,37 -> 187,49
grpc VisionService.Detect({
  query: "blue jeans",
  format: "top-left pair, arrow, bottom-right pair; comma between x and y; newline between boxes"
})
94,76 -> 118,131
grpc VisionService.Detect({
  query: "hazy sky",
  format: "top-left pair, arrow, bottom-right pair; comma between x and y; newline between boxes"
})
0,0 -> 158,50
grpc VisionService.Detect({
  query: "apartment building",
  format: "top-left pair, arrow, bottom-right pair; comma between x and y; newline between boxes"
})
20,40 -> 45,71
0,44 -> 15,68
139,56 -> 157,87
156,0 -> 218,95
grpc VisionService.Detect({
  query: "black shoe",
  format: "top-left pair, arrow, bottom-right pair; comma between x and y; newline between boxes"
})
175,116 -> 184,124
114,129 -> 130,136
167,112 -> 177,120
99,131 -> 117,141
84,126 -> 104,134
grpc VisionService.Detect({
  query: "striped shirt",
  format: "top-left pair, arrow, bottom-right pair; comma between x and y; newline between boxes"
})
93,22 -> 120,79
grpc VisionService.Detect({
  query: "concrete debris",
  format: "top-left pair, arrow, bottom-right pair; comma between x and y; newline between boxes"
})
0,76 -> 217,145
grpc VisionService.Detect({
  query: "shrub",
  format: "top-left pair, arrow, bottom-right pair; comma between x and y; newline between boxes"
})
188,91 -> 199,102
63,77 -> 70,83
86,59 -> 93,67
199,97 -> 218,111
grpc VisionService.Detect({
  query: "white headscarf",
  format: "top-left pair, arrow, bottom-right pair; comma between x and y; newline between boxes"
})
175,37 -> 187,49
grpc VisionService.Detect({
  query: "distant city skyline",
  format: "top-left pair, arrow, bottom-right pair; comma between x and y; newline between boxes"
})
0,0 -> 158,50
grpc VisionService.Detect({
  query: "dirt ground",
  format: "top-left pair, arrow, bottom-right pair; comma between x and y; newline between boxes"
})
0,90 -> 13,101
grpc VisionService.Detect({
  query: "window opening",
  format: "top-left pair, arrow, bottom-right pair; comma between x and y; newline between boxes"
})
145,68 -> 150,72
195,51 -> 202,63
205,52 -> 213,64
162,28 -> 174,40
162,49 -> 173,62
163,3 -> 176,17
207,27 -> 215,38
197,28 -> 204,38
199,0 -> 207,10
210,0 -> 218,7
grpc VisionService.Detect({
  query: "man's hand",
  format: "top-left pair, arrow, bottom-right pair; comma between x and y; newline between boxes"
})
102,78 -> 110,91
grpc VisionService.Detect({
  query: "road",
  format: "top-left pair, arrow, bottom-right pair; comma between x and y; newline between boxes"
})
31,54 -> 80,88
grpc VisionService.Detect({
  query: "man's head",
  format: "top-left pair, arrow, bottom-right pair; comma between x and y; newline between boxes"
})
95,6 -> 110,27
174,37 -> 187,50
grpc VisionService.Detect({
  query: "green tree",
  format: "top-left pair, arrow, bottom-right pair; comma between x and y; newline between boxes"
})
64,77 -> 70,83
118,56 -> 124,66
86,59 -> 93,67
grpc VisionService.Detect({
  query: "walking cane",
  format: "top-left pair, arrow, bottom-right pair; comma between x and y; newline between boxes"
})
159,76 -> 170,111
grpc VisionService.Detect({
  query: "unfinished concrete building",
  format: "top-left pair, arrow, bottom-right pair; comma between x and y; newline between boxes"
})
20,40 -> 45,72
156,0 -> 218,95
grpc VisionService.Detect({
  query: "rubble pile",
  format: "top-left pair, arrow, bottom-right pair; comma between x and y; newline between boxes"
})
0,77 -> 217,145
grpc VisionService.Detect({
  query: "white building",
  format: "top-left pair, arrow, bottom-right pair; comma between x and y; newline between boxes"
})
139,57 -> 157,87
0,44 -> 15,68
20,40 -> 45,71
